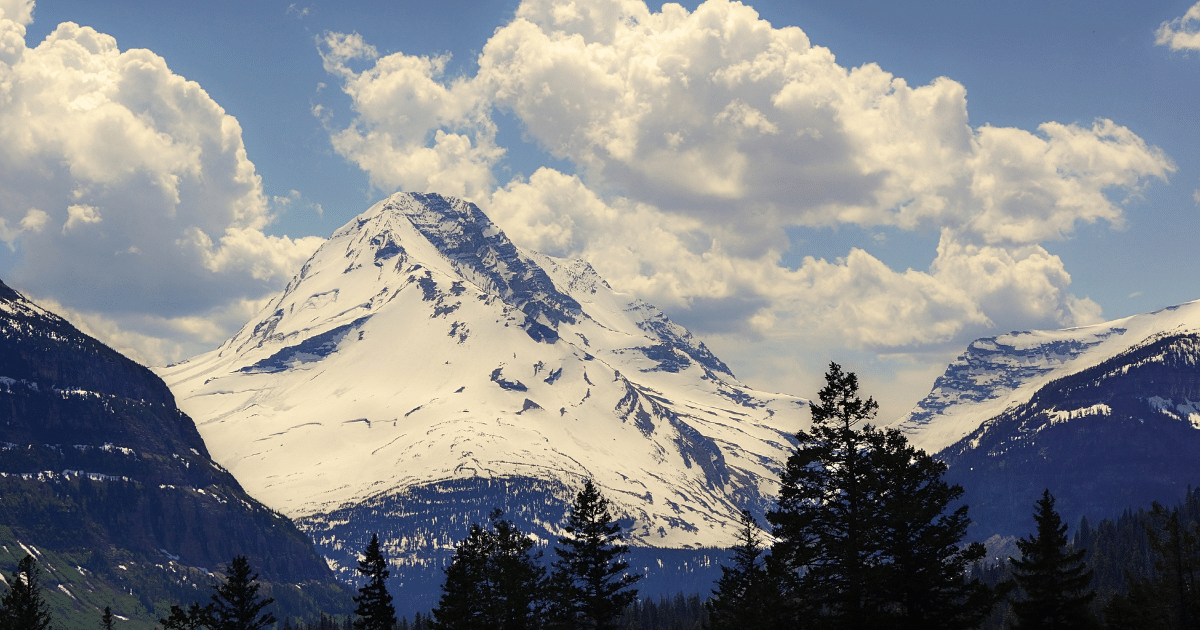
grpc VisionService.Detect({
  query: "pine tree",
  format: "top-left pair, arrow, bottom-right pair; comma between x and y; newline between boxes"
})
0,555 -> 54,630
208,555 -> 277,630
872,427 -> 1002,629
706,510 -> 783,630
432,510 -> 546,630
549,479 -> 641,630
767,362 -> 1001,629
101,605 -> 115,630
1010,489 -> 1097,629
354,534 -> 397,630
767,362 -> 889,626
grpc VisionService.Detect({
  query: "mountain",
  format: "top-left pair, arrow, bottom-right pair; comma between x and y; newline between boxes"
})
893,301 -> 1200,541
0,280 -> 350,627
158,192 -> 806,607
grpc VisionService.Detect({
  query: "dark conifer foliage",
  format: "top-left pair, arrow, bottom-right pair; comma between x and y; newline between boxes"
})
209,555 -> 278,630
768,362 -> 999,629
1010,490 -> 1098,629
705,510 -> 782,630
160,602 -> 211,629
549,479 -> 642,630
0,554 -> 54,630
100,606 -> 116,630
354,534 -> 397,630
1103,501 -> 1200,629
432,510 -> 546,630
872,428 -> 1002,629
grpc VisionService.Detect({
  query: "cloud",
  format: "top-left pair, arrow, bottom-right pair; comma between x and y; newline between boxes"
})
323,0 -> 1168,356
0,0 -> 32,27
318,32 -> 503,201
0,14 -> 322,361
1157,3 -> 1200,51
488,168 -> 1101,351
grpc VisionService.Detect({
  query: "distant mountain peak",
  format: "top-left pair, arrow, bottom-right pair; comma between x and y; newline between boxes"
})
160,192 -> 805,587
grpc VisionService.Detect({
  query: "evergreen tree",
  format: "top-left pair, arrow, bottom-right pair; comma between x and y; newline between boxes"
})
706,510 -> 783,630
1010,490 -> 1097,629
767,362 -> 886,627
767,362 -> 1001,629
432,510 -> 546,630
354,534 -> 397,630
208,556 -> 277,630
1103,502 -> 1200,629
160,602 -> 210,630
100,606 -> 115,630
549,479 -> 641,630
0,555 -> 54,630
872,428 -> 1003,629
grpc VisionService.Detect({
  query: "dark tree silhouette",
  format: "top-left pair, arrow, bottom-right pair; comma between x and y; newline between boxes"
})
768,362 -> 1001,629
872,428 -> 1003,629
100,606 -> 115,630
1010,489 -> 1097,629
208,555 -> 277,630
160,602 -> 210,630
0,554 -> 54,630
549,479 -> 641,630
354,534 -> 397,630
706,510 -> 783,630
432,510 -> 546,630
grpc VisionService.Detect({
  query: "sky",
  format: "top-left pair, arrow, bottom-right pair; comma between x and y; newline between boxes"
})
1,0 -> 1198,424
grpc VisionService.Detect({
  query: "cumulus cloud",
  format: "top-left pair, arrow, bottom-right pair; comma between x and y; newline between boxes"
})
319,32 -> 503,201
323,0 -> 1169,354
488,168 -> 1102,351
1157,3 -> 1200,51
0,11 -> 322,363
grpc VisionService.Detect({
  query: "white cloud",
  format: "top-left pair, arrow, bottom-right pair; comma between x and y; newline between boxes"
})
324,0 -> 1169,357
488,168 -> 1101,350
0,0 -> 32,27
1157,3 -> 1200,51
0,13 -> 322,362
31,294 -> 273,368
318,32 -> 503,201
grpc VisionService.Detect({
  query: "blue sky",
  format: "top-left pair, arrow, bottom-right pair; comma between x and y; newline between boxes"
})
2,0 -> 1198,421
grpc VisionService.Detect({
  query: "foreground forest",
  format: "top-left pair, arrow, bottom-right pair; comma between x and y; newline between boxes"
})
3,363 -> 1200,629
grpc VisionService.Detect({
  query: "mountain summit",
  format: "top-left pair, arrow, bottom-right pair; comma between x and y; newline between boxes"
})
159,192 -> 805,588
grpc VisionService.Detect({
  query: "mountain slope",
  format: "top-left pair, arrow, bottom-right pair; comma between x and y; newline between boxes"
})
894,301 -> 1200,455
0,279 -> 349,627
159,193 -> 806,604
940,330 -> 1200,540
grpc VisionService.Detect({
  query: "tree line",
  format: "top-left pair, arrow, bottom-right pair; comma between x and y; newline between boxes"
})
4,362 -> 1200,628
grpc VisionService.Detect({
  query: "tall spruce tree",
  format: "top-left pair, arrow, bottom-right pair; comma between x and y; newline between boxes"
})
706,510 -> 783,630
100,606 -> 115,630
871,428 -> 1002,629
549,479 -> 641,630
432,510 -> 546,630
767,362 -> 885,627
354,534 -> 397,630
0,554 -> 54,630
1010,490 -> 1097,629
208,556 -> 277,630
767,362 -> 1000,629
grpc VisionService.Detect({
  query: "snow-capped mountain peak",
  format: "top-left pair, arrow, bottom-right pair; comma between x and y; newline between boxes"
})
159,193 -> 805,575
